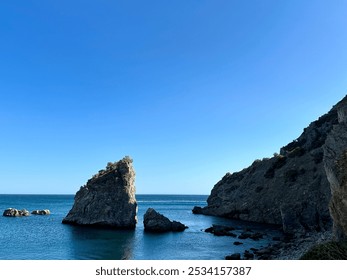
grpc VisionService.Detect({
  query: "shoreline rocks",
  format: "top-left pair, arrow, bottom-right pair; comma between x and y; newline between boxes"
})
204,224 -> 236,237
143,208 -> 188,232
62,156 -> 137,229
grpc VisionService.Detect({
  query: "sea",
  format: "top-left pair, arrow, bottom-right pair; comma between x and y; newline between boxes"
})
0,194 -> 282,260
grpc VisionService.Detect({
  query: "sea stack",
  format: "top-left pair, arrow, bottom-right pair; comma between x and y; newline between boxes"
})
62,156 -> 137,229
143,208 -> 188,232
324,96 -> 347,240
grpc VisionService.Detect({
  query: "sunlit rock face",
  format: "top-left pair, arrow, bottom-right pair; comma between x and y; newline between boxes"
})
324,96 -> 347,240
62,156 -> 137,229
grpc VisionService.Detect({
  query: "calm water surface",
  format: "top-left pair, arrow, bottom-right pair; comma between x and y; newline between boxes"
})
0,194 -> 281,260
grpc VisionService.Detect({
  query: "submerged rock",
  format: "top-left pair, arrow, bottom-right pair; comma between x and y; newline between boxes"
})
143,208 -> 187,232
3,208 -> 30,217
62,156 -> 137,229
32,209 -> 50,215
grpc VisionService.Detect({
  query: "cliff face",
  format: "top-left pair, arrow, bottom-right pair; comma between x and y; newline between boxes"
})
62,156 -> 137,229
324,97 -> 347,240
199,98 -> 343,235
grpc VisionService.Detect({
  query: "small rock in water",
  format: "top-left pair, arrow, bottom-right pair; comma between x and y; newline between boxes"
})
243,250 -> 254,260
225,253 -> 241,260
238,232 -> 252,239
3,208 -> 30,217
32,209 -> 51,215
143,208 -> 188,232
204,224 -> 236,237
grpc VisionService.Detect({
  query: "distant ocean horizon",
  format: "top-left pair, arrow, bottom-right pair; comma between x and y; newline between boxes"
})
0,194 -> 280,260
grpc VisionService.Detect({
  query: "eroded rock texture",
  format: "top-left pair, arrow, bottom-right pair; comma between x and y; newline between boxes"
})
324,96 -> 347,240
3,208 -> 30,217
143,208 -> 187,232
196,97 -> 347,235
62,156 -> 137,229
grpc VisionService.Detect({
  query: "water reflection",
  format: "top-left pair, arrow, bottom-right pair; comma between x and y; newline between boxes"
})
66,225 -> 135,260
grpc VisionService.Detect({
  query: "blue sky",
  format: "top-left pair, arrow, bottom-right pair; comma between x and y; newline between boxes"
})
1,1 -> 347,194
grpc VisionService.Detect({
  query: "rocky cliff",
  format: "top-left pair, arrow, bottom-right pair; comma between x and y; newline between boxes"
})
62,156 -> 137,229
324,97 -> 347,240
197,97 -> 347,235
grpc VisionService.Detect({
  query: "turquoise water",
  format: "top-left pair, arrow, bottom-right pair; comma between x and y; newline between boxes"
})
0,194 -> 281,260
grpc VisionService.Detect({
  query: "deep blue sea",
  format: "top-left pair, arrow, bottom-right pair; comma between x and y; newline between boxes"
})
0,194 -> 281,260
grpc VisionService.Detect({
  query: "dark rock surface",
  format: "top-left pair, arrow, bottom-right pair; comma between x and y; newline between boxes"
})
62,156 -> 137,229
192,206 -> 203,214
3,208 -> 30,217
143,208 -> 187,232
195,97 -> 346,235
204,224 -> 236,237
324,96 -> 347,240
243,250 -> 254,260
225,253 -> 241,260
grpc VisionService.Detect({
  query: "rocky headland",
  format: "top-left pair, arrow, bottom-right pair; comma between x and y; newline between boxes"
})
195,95 -> 347,259
62,156 -> 137,229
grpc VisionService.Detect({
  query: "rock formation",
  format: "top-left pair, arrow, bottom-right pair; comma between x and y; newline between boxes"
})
32,209 -> 50,215
3,208 -> 30,217
143,208 -> 187,232
62,156 -> 137,229
324,96 -> 347,240
195,97 -> 347,235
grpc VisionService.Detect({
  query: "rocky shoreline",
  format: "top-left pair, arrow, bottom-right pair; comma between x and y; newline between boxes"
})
194,95 -> 347,259
201,222 -> 334,260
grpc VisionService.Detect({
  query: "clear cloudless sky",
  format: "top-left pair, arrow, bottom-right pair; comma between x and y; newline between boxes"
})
1,0 -> 347,194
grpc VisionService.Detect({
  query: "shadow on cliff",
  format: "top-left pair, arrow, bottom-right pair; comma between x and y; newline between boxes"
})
65,226 -> 135,260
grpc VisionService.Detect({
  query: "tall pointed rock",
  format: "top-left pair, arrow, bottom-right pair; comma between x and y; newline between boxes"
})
62,156 -> 137,229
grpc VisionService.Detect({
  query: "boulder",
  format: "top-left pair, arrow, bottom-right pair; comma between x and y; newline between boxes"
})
324,96 -> 347,240
243,250 -> 254,260
192,206 -> 203,214
62,156 -> 137,229
32,209 -> 50,215
204,224 -> 236,237
3,208 -> 30,217
143,208 -> 187,232
225,253 -> 241,260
